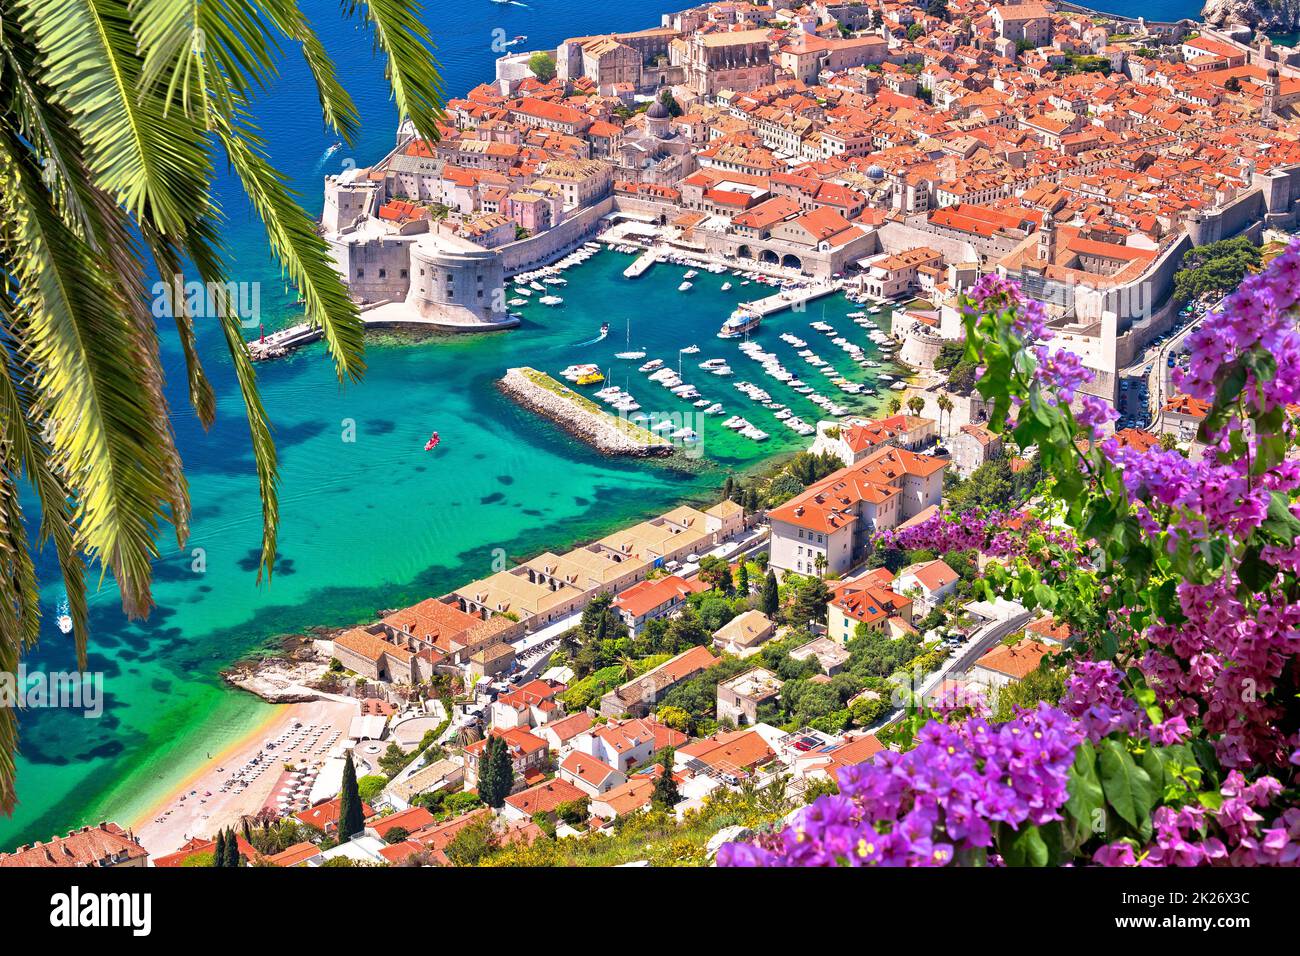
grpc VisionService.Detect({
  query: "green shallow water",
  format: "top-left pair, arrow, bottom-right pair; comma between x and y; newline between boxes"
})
2,245 -> 906,846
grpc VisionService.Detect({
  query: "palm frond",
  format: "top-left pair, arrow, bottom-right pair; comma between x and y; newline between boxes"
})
0,129 -> 175,618
341,0 -> 444,142
19,0 -> 214,234
185,219 -> 282,582
262,0 -> 361,142
0,310 -> 91,665
133,0 -> 280,120
210,105 -> 365,381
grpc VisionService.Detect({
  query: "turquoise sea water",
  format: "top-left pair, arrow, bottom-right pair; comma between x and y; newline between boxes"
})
0,0 -> 1203,847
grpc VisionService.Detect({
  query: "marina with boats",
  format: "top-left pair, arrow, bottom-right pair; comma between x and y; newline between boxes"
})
517,244 -> 917,458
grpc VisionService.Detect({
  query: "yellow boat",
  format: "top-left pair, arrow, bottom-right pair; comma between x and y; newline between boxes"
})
576,371 -> 605,386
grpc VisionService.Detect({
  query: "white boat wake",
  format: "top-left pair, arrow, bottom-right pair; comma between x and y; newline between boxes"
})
575,330 -> 608,347
315,142 -> 343,171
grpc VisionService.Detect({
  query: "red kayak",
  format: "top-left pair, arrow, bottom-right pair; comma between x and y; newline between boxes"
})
424,432 -> 440,452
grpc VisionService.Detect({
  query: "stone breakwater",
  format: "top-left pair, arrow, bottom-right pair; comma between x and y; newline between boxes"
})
499,367 -> 674,457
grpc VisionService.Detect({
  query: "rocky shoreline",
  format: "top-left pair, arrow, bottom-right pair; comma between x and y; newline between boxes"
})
499,366 -> 675,457
221,630 -> 336,703
1203,0 -> 1300,32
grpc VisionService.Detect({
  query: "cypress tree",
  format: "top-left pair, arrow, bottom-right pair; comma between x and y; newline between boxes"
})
477,736 -> 500,807
338,750 -> 365,840
736,563 -> 749,596
480,736 -> 515,808
224,828 -> 241,867
723,475 -> 734,501
213,829 -> 227,868
651,751 -> 680,809
762,570 -> 779,618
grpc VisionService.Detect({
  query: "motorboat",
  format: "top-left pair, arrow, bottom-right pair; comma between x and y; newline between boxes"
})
718,308 -> 761,339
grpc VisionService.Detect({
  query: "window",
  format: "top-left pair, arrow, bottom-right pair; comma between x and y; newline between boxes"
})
356,268 -> 364,278
378,268 -> 386,279
400,269 -> 408,279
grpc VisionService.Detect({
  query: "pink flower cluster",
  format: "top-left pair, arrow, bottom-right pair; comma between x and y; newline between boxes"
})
719,704 -> 1083,867
1094,772 -> 1298,867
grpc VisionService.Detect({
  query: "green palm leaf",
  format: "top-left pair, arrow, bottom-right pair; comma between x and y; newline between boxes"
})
0,0 -> 442,818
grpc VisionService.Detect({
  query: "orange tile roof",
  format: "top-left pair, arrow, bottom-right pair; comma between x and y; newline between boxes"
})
295,796 -> 376,832
679,729 -> 774,775
975,638 -> 1062,680
152,833 -> 258,867
265,842 -> 321,867
768,445 -> 946,534
824,735 -> 886,783
381,598 -> 482,650
1162,394 -> 1210,419
504,778 -> 586,816
612,575 -> 703,618
370,806 -> 436,840
1,823 -> 148,868
560,751 -> 622,788
908,559 -> 958,593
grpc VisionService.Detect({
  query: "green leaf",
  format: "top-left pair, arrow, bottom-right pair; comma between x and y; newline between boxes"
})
1001,824 -> 1050,867
1098,739 -> 1155,830
1064,744 -> 1105,845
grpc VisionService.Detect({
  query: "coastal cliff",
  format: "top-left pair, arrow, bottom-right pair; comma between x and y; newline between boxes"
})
1203,0 -> 1300,31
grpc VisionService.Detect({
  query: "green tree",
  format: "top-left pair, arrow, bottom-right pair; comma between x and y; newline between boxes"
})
697,555 -> 734,594
656,704 -> 693,734
887,396 -> 904,415
445,816 -> 498,866
946,458 -> 1016,512
1172,237 -> 1261,305
907,395 -> 926,417
383,826 -> 410,845
0,0 -> 443,813
528,51 -> 557,82
936,392 -> 954,437
223,827 -> 241,867
358,774 -> 388,803
556,797 -> 590,826
736,562 -> 749,596
651,751 -> 680,809
479,735 -> 515,808
657,88 -> 683,116
214,829 -> 227,868
338,750 -> 365,840
790,575 -> 832,627
762,570 -> 780,617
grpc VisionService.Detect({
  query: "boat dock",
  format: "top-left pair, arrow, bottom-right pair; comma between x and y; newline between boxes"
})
247,322 -> 320,360
623,248 -> 661,279
245,304 -> 519,361
740,280 -> 841,318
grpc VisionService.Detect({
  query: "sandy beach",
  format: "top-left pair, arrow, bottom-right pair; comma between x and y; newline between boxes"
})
133,696 -> 358,858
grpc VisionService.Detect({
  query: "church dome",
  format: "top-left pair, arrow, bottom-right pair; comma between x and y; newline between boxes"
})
646,98 -> 671,120
866,164 -> 885,180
